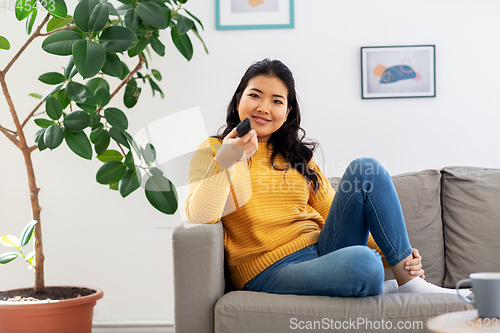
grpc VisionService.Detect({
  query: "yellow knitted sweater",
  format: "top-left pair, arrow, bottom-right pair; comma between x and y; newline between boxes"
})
185,138 -> 388,290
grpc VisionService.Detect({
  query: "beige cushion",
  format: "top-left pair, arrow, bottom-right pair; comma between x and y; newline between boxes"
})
441,167 -> 500,288
330,169 -> 445,286
215,291 -> 473,333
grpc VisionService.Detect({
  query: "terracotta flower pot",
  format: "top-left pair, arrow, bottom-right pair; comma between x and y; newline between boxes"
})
0,286 -> 103,333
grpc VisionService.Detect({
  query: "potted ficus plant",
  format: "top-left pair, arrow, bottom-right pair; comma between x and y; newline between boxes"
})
0,0 -> 206,331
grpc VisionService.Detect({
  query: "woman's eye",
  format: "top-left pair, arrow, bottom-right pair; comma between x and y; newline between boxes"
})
274,100 -> 283,104
249,93 -> 259,98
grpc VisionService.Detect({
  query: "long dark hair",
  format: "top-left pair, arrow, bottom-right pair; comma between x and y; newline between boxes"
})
213,59 -> 320,192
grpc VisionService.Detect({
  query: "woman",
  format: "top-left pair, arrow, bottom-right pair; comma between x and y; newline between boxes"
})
185,59 -> 463,296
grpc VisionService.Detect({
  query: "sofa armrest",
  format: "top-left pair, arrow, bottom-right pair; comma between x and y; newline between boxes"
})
172,221 -> 225,333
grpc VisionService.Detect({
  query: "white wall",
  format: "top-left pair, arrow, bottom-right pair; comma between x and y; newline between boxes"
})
1,0 -> 500,326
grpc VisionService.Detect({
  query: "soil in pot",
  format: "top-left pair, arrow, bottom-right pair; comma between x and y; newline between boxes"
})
0,286 -> 95,302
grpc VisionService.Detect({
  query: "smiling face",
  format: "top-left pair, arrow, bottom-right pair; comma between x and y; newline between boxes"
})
237,75 -> 290,143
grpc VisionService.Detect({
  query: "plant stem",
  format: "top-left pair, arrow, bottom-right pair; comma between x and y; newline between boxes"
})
21,99 -> 45,129
38,25 -> 77,37
0,12 -> 51,294
105,53 -> 147,108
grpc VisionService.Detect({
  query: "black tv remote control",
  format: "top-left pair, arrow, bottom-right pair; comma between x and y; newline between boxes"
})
236,118 -> 251,137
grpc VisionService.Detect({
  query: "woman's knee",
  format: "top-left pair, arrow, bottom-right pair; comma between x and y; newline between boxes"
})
346,246 -> 384,296
347,158 -> 385,177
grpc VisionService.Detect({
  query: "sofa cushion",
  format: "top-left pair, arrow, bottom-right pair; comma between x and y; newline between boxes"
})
441,166 -> 500,288
215,291 -> 473,333
329,169 -> 445,286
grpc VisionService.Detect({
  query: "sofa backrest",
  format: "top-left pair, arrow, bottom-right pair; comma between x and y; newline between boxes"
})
440,166 -> 500,288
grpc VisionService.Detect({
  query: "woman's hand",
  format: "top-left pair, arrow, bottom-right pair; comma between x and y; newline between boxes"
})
405,248 -> 425,279
215,127 -> 258,168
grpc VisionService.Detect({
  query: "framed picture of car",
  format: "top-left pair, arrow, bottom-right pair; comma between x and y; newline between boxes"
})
361,45 -> 436,99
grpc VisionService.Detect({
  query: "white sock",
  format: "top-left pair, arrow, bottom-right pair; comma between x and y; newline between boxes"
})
398,277 -> 471,297
382,279 -> 399,294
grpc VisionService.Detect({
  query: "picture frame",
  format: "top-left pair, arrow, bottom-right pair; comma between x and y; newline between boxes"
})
361,45 -> 436,99
216,0 -> 294,30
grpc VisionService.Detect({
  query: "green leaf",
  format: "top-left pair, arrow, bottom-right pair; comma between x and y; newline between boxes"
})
86,77 -> 110,93
0,36 -> 11,51
46,15 -> 73,33
34,118 -> 55,128
123,81 -> 141,108
90,123 -> 106,144
29,93 -> 42,99
19,220 -> 37,247
145,169 -> 178,214
123,151 -> 135,169
96,161 -> 127,184
26,8 -> 37,35
38,72 -> 66,85
191,25 -> 208,54
108,127 -> 130,149
94,132 -> 110,155
124,8 -> 140,31
109,182 -> 119,190
119,61 -> 130,80
41,0 -> 67,19
74,0 -> 99,32
123,130 -> 141,161
119,168 -> 141,198
64,130 -> 93,160
72,40 -> 106,79
0,253 -> 18,265
44,124 -> 64,149
76,102 -> 97,113
149,78 -> 164,98
57,89 -> 71,109
100,26 -> 138,53
135,2 -> 167,29
127,36 -> 148,58
176,15 -> 194,35
15,0 -> 36,21
63,111 -> 92,131
42,30 -> 83,56
88,3 -> 109,33
46,96 -> 63,120
94,86 -> 110,107
149,36 -> 165,57
97,149 -> 123,162
183,8 -> 204,31
171,27 -> 193,61
42,83 -> 64,101
101,52 -> 123,77
66,81 -> 92,103
104,107 -> 128,130
104,2 -> 119,16
143,143 -> 156,165
64,55 -> 76,80
34,128 -> 47,151
151,69 -> 162,81
90,112 -> 101,128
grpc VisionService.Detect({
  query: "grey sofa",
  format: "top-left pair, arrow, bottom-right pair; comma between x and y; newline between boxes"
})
173,166 -> 500,333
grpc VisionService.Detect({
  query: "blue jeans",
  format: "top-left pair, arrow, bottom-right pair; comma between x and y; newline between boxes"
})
242,158 -> 413,297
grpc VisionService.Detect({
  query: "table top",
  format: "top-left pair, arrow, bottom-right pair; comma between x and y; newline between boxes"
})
427,310 -> 500,333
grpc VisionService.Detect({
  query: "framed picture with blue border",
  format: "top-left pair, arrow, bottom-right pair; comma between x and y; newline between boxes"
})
361,45 -> 436,99
216,0 -> 294,30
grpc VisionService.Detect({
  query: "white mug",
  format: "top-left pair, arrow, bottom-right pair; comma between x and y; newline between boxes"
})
456,272 -> 500,318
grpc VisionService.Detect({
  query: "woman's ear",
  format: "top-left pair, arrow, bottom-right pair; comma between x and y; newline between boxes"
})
285,107 -> 292,120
